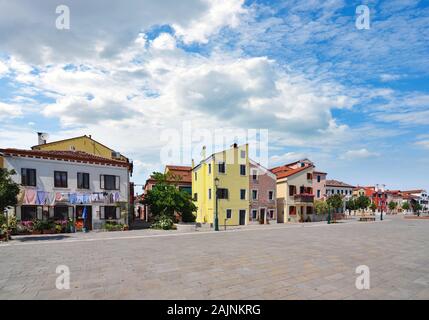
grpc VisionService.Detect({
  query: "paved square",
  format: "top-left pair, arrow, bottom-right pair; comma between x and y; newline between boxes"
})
1,216 -> 428,299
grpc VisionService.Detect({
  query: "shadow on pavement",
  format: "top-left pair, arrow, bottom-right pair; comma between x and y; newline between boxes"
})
12,235 -> 71,242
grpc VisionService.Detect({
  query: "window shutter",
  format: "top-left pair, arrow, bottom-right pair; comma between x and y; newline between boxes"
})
100,206 -> 105,219
49,207 -> 54,218
115,176 -> 120,190
37,206 -> 43,220
116,207 -> 121,219
68,206 -> 74,219
100,175 -> 105,189
16,206 -> 21,220
226,189 -> 229,199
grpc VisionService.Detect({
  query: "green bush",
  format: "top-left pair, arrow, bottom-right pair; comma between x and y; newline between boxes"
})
105,220 -> 124,231
151,215 -> 176,230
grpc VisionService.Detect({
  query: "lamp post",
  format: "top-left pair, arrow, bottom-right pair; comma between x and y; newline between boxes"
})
378,191 -> 383,221
327,203 -> 331,224
214,177 -> 219,231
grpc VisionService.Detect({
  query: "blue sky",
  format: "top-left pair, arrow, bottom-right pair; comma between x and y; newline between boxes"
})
0,0 -> 428,192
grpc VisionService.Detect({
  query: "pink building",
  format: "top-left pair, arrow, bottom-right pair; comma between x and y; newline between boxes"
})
313,171 -> 327,200
249,160 -> 277,224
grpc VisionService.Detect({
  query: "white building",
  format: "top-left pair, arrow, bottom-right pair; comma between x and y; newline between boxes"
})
325,180 -> 355,197
402,189 -> 428,212
0,148 -> 131,230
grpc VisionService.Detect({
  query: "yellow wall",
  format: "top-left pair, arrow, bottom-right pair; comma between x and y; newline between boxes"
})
193,144 -> 249,226
0,155 -> 4,168
33,136 -> 127,161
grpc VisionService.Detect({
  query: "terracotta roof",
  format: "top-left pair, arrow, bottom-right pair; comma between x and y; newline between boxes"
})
402,189 -> 424,194
0,148 -> 131,169
272,165 -> 312,179
165,165 -> 192,183
325,179 -> 355,188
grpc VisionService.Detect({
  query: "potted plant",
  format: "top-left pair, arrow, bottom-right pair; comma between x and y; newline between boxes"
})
32,219 -> 43,234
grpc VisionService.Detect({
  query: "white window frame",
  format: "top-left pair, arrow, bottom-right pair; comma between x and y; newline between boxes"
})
251,168 -> 258,181
252,189 -> 258,201
268,190 -> 275,201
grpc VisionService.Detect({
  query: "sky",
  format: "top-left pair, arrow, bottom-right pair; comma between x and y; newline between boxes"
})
0,0 -> 428,193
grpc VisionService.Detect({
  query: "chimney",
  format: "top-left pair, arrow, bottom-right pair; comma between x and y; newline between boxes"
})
231,143 -> 238,148
201,146 -> 206,161
37,132 -> 48,145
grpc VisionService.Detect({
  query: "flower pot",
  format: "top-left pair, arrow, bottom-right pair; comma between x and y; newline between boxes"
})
32,230 -> 42,235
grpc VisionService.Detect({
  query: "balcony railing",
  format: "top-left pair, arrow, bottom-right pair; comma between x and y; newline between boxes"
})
294,193 -> 315,203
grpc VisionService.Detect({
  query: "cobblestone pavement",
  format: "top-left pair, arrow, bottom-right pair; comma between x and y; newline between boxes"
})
1,216 -> 428,300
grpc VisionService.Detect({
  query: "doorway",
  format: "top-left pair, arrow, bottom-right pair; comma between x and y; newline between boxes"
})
260,208 -> 266,224
76,205 -> 92,230
239,210 -> 246,225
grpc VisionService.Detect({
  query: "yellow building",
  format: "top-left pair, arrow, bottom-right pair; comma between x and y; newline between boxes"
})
192,143 -> 249,226
32,134 -> 129,162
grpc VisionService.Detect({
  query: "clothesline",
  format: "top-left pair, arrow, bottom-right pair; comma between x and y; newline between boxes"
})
18,187 -> 122,206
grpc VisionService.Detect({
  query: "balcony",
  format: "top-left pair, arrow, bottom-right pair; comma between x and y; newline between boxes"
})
294,193 -> 315,203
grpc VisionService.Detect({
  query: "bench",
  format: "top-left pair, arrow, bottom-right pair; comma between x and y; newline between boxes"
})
359,216 -> 376,222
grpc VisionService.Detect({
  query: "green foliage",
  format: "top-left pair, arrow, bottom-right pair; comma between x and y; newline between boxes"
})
104,220 -> 126,231
402,202 -> 410,211
327,194 -> 343,210
143,172 -> 197,223
346,199 -> 358,211
355,195 -> 371,209
412,202 -> 422,213
388,201 -> 397,211
0,169 -> 20,213
314,200 -> 328,214
151,214 -> 176,230
370,203 -> 377,212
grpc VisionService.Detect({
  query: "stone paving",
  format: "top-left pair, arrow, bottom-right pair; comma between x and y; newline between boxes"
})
1,216 -> 428,300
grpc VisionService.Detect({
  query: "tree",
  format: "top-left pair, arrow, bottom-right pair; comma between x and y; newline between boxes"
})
412,202 -> 422,216
143,172 -> 197,226
388,201 -> 397,213
327,194 -> 343,212
346,199 -> 357,212
402,202 -> 410,212
369,203 -> 377,212
314,200 -> 328,215
0,169 -> 20,214
355,195 -> 371,210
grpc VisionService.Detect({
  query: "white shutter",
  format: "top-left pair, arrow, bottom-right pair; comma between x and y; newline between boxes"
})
16,206 -> 21,220
68,206 -> 74,219
100,206 -> 105,219
115,176 -> 120,190
116,207 -> 121,220
100,175 -> 105,189
37,206 -> 43,220
49,207 -> 54,218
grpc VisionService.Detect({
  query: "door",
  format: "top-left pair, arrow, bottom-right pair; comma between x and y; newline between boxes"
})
260,208 -> 266,224
239,210 -> 246,225
76,205 -> 93,230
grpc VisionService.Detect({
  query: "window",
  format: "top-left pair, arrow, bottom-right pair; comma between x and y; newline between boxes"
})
208,188 -> 212,200
269,210 -> 275,219
307,206 -> 313,215
240,189 -> 246,200
317,190 -> 321,198
54,171 -> 68,188
268,191 -> 274,200
341,190 -> 344,195
101,175 -> 119,190
252,209 -> 257,219
217,188 -> 229,199
21,168 -> 36,186
240,150 -> 246,158
300,186 -> 305,194
208,164 -> 211,174
289,185 -> 296,196
240,164 -> 246,176
317,175 -> 321,183
77,172 -> 90,189
337,190 -> 340,194
307,173 -> 313,180
289,206 -> 296,215
54,206 -> 69,220
226,209 -> 232,219
21,206 -> 37,221
193,193 -> 198,201
102,206 -> 118,220
218,162 -> 226,173
252,190 -> 258,200
251,169 -> 258,181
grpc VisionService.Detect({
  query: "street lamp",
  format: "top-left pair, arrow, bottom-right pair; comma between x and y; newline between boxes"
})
214,177 -> 220,231
327,203 -> 331,224
378,191 -> 383,221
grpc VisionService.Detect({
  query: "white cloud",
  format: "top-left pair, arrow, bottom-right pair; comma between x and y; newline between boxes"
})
151,33 -> 177,50
379,74 -> 401,82
415,140 -> 429,150
0,102 -> 22,119
0,60 -> 9,76
270,152 -> 308,166
341,148 -> 379,160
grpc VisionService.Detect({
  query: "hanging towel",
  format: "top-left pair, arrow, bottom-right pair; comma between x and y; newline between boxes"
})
47,192 -> 56,205
55,192 -> 63,202
24,189 -> 37,205
114,192 -> 120,202
69,193 -> 77,204
36,191 -> 47,205
91,193 -> 98,203
76,193 -> 84,204
16,187 -> 26,205
83,193 -> 90,204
